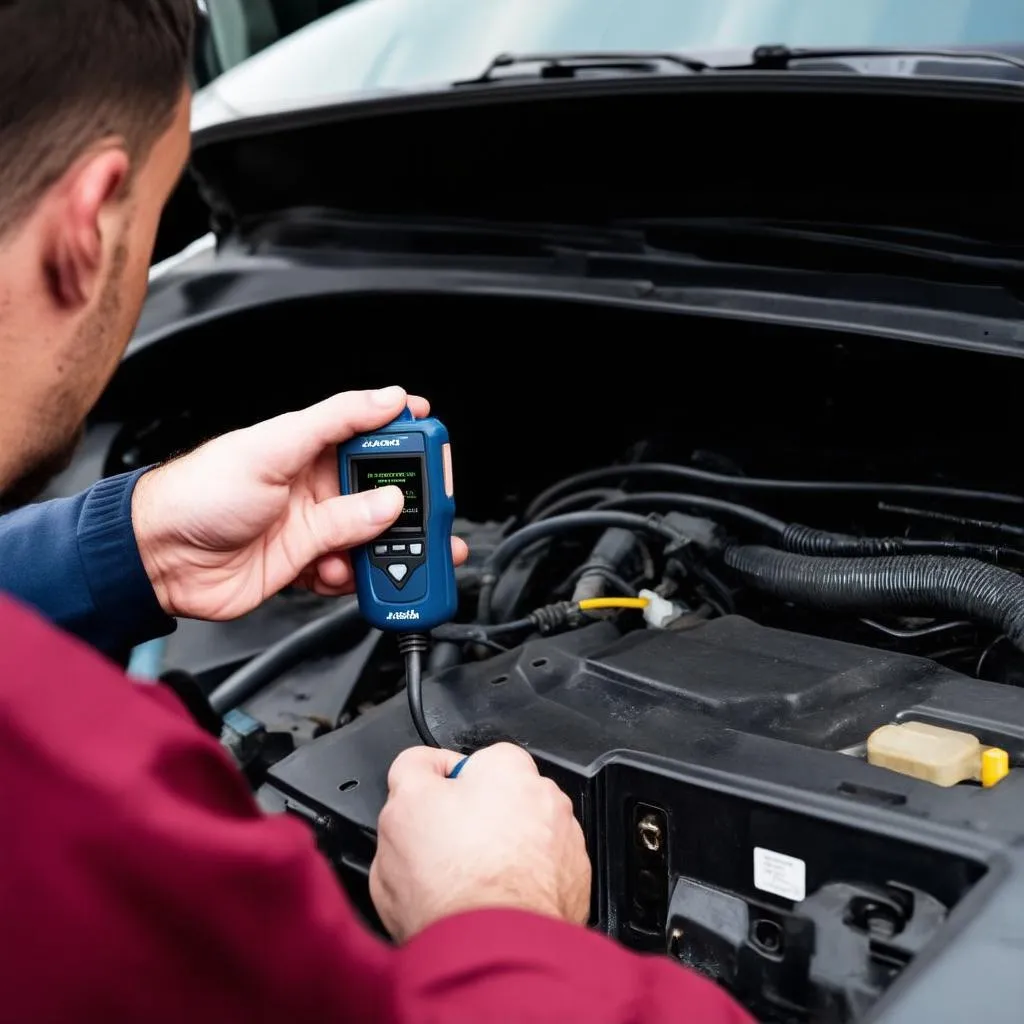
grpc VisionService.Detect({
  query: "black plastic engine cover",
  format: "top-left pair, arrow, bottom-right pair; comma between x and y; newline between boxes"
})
260,617 -> 1024,1023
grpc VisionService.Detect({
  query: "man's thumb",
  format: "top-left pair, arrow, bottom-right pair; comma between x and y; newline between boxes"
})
303,486 -> 404,562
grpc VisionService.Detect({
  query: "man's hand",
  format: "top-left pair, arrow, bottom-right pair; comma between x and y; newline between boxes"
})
131,386 -> 468,620
369,743 -> 592,942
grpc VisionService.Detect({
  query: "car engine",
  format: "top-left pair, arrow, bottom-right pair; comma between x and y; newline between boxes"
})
81,303 -> 1024,1023
202,458 -> 1024,1024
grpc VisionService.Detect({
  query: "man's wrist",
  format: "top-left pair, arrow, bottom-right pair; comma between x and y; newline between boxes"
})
67,469 -> 177,654
131,467 -> 173,616
397,890 -> 566,944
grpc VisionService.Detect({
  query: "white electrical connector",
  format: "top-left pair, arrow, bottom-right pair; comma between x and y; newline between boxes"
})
639,589 -> 683,629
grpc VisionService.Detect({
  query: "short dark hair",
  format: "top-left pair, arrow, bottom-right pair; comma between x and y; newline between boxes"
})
0,0 -> 196,236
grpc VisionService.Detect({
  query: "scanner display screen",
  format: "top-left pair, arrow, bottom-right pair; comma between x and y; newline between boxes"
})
352,455 -> 424,533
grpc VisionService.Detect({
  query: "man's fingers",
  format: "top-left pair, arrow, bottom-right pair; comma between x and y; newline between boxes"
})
315,552 -> 353,589
297,487 -> 403,567
387,745 -> 465,793
255,387 -> 431,480
308,577 -> 351,597
406,395 -> 430,418
385,743 -> 538,797
468,742 -> 540,776
297,491 -> 465,581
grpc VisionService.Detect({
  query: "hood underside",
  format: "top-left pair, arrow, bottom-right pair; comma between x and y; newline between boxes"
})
187,75 -> 1024,241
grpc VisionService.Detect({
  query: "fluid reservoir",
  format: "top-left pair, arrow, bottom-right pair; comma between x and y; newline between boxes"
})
866,721 -> 1009,788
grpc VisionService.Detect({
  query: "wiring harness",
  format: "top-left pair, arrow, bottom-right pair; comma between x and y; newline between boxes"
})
211,455 -> 1024,745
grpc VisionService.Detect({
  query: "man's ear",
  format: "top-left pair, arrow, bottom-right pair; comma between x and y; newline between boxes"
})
44,145 -> 130,309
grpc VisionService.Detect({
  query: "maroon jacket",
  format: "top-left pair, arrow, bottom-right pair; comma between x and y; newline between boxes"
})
0,594 -> 754,1023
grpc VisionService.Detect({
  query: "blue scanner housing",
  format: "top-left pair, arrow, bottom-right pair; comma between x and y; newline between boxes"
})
338,408 -> 457,631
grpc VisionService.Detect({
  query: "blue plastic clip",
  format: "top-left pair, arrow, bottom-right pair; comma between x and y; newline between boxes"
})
448,756 -> 469,779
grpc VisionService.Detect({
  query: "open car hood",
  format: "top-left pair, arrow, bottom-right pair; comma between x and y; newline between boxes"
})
186,71 -> 1024,243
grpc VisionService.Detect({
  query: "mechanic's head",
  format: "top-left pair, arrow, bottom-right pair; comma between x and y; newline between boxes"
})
0,0 -> 195,496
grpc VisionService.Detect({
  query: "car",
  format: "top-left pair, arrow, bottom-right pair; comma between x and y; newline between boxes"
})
191,0 -> 359,85
49,2 -> 1024,1020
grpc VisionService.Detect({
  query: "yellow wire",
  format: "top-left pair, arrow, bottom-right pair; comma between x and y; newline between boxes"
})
578,597 -> 650,611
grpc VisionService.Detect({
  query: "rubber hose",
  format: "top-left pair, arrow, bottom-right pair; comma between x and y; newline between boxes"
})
782,523 -> 1023,565
530,488 -> 625,522
725,546 -> 1024,653
476,511 -> 682,623
523,462 -> 1024,524
209,599 -> 364,715
594,491 -> 784,537
571,527 -> 643,603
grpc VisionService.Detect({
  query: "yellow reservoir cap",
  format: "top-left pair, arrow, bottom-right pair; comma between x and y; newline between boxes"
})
866,721 -> 1010,789
981,746 -> 1010,788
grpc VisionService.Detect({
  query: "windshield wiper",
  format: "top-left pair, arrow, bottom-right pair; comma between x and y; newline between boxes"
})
456,45 -> 1024,88
455,50 -> 709,86
733,44 -> 1024,81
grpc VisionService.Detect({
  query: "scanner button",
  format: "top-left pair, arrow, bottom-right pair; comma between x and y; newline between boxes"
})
387,563 -> 409,582
409,543 -> 423,555
373,544 -> 387,555
391,544 -> 407,553
442,443 -> 454,497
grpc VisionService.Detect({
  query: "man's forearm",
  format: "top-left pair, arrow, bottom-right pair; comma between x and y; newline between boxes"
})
0,470 -> 174,657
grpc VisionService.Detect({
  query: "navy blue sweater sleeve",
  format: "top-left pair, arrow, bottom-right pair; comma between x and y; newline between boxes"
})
0,470 -> 175,657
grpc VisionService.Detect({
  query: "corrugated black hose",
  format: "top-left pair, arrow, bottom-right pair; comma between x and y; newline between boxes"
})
782,523 -> 1023,565
587,494 -> 1024,565
725,546 -> 1024,653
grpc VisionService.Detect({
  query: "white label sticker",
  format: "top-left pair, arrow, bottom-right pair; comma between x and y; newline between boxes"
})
753,846 -> 806,902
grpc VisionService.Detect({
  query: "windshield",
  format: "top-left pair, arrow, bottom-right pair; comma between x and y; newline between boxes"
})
199,0 -> 1024,116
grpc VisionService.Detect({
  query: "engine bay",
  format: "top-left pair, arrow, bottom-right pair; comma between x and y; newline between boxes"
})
75,296 -> 1024,1022
259,617 -> 1007,1022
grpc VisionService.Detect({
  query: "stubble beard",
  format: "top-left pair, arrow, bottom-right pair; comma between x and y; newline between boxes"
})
0,241 -> 129,510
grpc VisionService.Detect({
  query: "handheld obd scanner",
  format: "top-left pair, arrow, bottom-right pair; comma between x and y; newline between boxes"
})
338,407 -> 457,747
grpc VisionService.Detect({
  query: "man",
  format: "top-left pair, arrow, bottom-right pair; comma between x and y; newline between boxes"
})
0,4 -> 753,1022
